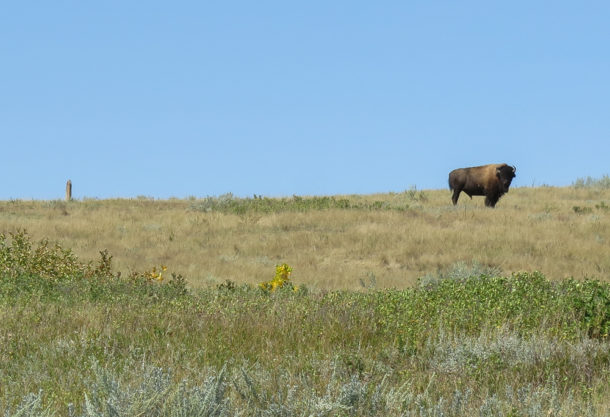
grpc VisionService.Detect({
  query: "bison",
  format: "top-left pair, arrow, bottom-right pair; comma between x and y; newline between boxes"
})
449,163 -> 516,207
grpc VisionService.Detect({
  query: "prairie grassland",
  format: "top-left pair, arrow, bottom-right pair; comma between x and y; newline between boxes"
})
0,243 -> 608,415
0,185 -> 609,289
0,211 -> 608,415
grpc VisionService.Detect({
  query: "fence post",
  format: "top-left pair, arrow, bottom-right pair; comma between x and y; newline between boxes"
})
66,180 -> 72,201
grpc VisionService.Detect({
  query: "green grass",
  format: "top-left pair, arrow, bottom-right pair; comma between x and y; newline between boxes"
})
0,232 -> 609,415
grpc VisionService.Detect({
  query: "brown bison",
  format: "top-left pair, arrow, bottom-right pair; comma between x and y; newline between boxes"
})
449,163 -> 516,207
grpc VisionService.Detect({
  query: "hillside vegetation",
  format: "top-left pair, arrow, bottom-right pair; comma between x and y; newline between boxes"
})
0,231 -> 608,415
1,183 -> 609,289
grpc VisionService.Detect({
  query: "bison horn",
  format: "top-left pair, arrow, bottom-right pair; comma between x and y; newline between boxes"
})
511,165 -> 516,172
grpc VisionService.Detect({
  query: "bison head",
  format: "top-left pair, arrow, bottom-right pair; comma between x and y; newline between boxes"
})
496,165 -> 516,193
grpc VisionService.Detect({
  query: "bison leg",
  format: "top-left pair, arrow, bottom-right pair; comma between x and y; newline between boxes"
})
451,189 -> 461,205
484,196 -> 497,208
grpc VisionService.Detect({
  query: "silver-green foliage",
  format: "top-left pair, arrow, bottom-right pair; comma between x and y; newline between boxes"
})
418,261 -> 502,288
2,391 -> 53,417
79,362 -> 228,417
5,362 -> 603,417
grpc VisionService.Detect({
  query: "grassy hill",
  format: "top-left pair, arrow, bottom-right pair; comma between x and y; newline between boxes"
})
0,181 -> 609,415
1,184 -> 608,290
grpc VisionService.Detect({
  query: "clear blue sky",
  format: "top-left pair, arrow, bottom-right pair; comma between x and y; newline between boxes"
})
2,1 -> 609,199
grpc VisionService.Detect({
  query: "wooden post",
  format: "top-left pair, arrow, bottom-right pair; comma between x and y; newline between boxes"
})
66,180 -> 72,201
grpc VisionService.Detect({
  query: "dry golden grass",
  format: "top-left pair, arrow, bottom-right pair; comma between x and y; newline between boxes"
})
1,186 -> 608,289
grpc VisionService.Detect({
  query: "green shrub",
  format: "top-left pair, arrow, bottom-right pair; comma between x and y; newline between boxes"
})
375,271 -> 609,348
559,279 -> 610,339
0,230 -> 114,281
573,205 -> 593,214
0,230 -> 189,304
595,201 -> 609,211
